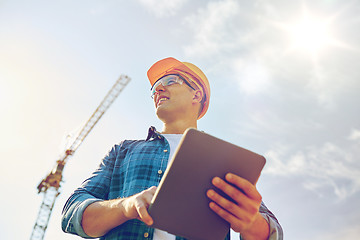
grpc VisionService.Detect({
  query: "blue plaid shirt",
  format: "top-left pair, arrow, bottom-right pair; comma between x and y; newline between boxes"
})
61,127 -> 283,240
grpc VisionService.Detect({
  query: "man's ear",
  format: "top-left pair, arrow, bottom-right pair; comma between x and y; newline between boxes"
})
192,90 -> 203,104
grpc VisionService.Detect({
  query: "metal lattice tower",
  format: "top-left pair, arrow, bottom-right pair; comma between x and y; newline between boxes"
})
30,75 -> 131,240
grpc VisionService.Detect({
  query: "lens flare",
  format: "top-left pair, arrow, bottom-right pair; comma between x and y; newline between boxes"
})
289,16 -> 332,53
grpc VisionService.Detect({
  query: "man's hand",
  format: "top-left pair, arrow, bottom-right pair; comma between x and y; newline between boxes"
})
121,186 -> 157,225
82,186 -> 157,237
206,173 -> 270,240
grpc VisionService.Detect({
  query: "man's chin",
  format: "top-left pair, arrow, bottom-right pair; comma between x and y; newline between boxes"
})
155,107 -> 175,122
155,107 -> 167,119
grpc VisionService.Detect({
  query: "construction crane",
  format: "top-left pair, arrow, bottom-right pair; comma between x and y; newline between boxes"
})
30,75 -> 131,240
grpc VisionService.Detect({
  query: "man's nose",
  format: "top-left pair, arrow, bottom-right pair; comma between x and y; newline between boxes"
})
154,83 -> 165,94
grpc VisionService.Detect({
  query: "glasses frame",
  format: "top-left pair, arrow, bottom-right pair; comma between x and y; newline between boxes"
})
150,74 -> 196,98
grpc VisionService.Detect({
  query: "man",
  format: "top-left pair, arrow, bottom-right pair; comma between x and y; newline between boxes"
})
62,57 -> 283,240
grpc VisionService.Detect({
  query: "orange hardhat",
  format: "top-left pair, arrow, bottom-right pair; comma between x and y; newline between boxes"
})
147,57 -> 210,119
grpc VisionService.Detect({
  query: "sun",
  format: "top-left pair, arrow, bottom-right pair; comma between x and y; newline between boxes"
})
271,4 -> 346,57
289,15 -> 333,53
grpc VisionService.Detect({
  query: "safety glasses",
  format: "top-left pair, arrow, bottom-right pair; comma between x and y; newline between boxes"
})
150,74 -> 196,98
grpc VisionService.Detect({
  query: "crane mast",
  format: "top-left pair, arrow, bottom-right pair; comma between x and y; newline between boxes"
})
30,75 -> 131,240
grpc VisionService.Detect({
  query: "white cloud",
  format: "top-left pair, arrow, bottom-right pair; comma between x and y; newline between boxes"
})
263,136 -> 360,200
138,0 -> 188,18
232,58 -> 271,95
348,128 -> 360,141
313,223 -> 360,240
182,0 -> 360,113
183,0 -> 241,57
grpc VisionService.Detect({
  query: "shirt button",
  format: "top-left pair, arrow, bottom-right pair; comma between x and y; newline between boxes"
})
144,232 -> 149,238
158,170 -> 163,175
163,149 -> 168,153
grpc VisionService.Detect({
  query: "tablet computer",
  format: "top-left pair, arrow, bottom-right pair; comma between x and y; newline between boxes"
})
148,128 -> 266,240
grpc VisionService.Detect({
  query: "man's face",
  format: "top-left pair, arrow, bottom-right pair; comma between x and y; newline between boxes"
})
152,76 -> 196,121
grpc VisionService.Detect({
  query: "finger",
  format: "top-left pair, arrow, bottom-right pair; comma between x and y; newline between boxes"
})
146,186 -> 157,193
207,190 -> 260,230
136,204 -> 153,225
214,174 -> 261,202
207,189 -> 243,217
144,192 -> 156,204
208,201 -> 245,230
134,187 -> 157,225
225,174 -> 261,200
211,177 -> 247,204
139,186 -> 157,205
208,180 -> 260,217
144,186 -> 157,201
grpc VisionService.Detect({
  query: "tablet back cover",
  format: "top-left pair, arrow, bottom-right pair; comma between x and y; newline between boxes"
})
148,128 -> 266,240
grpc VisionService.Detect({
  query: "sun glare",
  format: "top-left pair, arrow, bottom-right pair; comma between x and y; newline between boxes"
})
290,16 -> 331,53
287,14 -> 335,55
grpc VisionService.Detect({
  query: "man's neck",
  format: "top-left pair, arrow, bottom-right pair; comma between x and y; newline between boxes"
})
161,119 -> 197,134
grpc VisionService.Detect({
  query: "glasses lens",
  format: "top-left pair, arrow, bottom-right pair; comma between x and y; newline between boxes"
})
150,75 -> 182,98
163,75 -> 180,86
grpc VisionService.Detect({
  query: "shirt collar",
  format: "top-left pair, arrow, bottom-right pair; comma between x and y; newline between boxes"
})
146,126 -> 164,141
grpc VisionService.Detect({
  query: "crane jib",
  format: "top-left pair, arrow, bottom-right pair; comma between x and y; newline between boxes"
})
30,75 -> 131,240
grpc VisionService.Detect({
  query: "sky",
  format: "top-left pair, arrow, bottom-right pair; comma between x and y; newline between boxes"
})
1,0 -> 360,239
